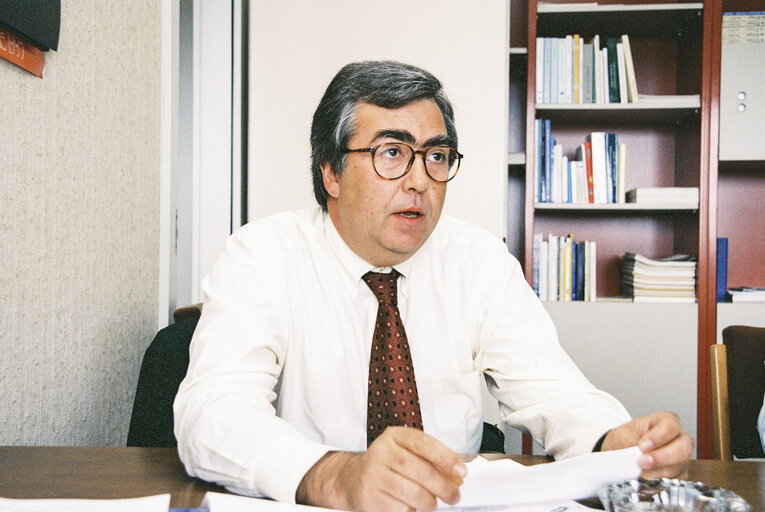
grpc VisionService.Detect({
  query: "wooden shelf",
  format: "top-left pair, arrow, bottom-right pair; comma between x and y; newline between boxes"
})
537,2 -> 703,37
536,97 -> 701,123
534,202 -> 698,212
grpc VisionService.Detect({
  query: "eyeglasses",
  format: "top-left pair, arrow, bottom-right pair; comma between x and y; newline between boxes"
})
342,142 -> 463,182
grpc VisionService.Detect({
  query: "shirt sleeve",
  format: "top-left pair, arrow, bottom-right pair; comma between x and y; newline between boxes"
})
473,240 -> 631,459
173,226 -> 333,503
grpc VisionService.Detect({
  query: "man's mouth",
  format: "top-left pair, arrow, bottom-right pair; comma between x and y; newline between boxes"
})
397,210 -> 422,219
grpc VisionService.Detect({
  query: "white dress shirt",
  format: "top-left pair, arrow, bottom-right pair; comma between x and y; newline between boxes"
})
174,208 -> 630,503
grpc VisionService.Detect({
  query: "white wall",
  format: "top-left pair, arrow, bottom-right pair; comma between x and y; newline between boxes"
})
0,1 -> 161,445
248,0 -> 509,239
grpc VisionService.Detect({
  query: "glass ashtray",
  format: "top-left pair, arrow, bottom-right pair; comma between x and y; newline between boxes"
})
598,478 -> 751,511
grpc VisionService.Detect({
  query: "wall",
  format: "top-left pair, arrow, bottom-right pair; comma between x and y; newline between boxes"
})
0,2 -> 161,445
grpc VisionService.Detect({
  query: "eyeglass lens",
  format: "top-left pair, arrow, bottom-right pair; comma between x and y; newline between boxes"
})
374,142 -> 458,181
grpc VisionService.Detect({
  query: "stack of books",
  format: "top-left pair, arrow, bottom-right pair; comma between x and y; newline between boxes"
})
727,287 -> 765,303
625,187 -> 699,207
622,253 -> 697,302
535,119 -> 626,204
533,233 -> 597,302
535,33 -> 638,104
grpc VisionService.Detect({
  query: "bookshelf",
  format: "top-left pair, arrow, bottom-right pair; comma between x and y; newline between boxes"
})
512,0 -> 723,457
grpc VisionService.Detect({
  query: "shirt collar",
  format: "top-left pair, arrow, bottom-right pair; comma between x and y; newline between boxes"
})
322,211 -> 417,297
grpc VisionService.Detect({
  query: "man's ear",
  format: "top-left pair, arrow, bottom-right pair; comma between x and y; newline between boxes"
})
321,163 -> 340,199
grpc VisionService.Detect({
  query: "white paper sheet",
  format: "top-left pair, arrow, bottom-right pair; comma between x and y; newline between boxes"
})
446,446 -> 642,508
0,494 -> 170,512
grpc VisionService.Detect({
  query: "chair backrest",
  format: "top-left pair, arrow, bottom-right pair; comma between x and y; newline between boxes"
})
127,317 -> 199,447
712,325 -> 765,460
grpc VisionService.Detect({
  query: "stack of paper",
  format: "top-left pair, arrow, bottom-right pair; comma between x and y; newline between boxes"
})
622,253 -> 697,302
727,287 -> 765,303
625,187 -> 699,207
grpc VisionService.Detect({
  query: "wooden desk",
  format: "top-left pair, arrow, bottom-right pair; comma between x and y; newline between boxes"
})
1,447 -> 763,509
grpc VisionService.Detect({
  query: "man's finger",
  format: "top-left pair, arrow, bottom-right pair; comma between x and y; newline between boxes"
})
387,427 -> 467,484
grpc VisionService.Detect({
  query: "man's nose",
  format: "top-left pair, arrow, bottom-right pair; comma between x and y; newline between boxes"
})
402,155 -> 430,191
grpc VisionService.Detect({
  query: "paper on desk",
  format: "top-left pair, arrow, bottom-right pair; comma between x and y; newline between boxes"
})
445,446 -> 641,508
202,492 -> 599,512
0,494 -> 170,512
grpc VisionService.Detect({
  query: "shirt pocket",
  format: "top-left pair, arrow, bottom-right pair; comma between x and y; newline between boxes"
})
420,369 -> 483,452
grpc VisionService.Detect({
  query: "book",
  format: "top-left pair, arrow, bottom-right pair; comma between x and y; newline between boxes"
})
625,187 -> 699,206
606,133 -> 619,203
582,42 -> 594,103
591,35 -> 602,104
616,42 -> 628,104
727,287 -> 765,302
573,34 -> 581,103
548,234 -> 559,300
536,37 -> 545,104
716,237 -> 728,302
588,132 -> 608,203
533,233 -> 542,295
577,142 -> 595,203
622,252 -> 697,302
617,143 -> 627,203
562,35 -> 572,104
0,28 -> 45,78
620,34 -> 639,102
575,242 -> 586,301
605,38 -> 621,103
586,240 -> 597,301
540,240 -> 549,300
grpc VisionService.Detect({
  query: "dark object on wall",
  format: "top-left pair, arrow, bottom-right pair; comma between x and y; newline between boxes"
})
0,0 -> 60,51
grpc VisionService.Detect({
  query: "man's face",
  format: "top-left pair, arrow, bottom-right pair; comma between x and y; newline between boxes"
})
322,99 -> 449,267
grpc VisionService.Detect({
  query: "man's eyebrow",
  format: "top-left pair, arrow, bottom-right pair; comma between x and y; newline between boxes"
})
373,129 -> 416,145
372,130 -> 454,148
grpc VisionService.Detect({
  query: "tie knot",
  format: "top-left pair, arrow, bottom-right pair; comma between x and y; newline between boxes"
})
362,270 -> 399,305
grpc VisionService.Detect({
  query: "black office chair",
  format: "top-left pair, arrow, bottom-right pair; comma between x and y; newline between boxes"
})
127,312 -> 505,452
127,317 -> 199,447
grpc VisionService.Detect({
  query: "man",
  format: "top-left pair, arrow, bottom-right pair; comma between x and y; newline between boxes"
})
174,61 -> 693,512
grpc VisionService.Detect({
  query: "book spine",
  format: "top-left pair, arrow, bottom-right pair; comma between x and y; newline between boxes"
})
0,28 -> 45,78
606,38 -> 620,103
540,240 -> 549,301
563,35 -> 572,104
536,37 -> 545,104
589,240 -> 597,301
716,237 -> 728,302
533,233 -> 542,296
550,38 -> 559,104
548,234 -> 559,301
582,43 -> 593,103
606,133 -> 619,203
572,34 -> 580,104
616,42 -> 628,104
543,38 -> 552,104
620,34 -> 639,102
544,120 -> 552,202
589,133 -> 607,203
576,242 -> 586,301
536,119 -> 542,202
617,143 -> 627,203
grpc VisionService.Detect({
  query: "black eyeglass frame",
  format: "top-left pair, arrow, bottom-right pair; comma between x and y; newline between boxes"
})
341,143 -> 464,183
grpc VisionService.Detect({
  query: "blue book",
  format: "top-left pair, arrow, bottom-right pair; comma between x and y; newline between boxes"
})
717,237 -> 728,302
606,133 -> 619,203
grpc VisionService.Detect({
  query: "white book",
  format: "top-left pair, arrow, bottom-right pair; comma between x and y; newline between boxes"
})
550,38 -> 559,104
577,35 -> 584,104
536,37 -> 545,104
591,35 -> 602,104
588,132 -> 608,203
568,160 -> 577,203
552,143 -> 564,202
617,144 -> 626,203
560,154 -> 569,203
548,234 -> 559,301
620,34 -> 639,102
561,36 -> 571,104
540,240 -> 549,301
616,42 -> 628,104
601,49 -> 610,104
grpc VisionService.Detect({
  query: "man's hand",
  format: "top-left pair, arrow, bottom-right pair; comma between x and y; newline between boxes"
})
602,411 -> 693,479
295,427 -> 467,512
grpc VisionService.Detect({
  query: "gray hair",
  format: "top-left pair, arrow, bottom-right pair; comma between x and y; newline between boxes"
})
310,61 -> 458,210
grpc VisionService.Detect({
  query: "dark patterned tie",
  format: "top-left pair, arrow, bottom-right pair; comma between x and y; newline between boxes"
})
363,270 -> 423,446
